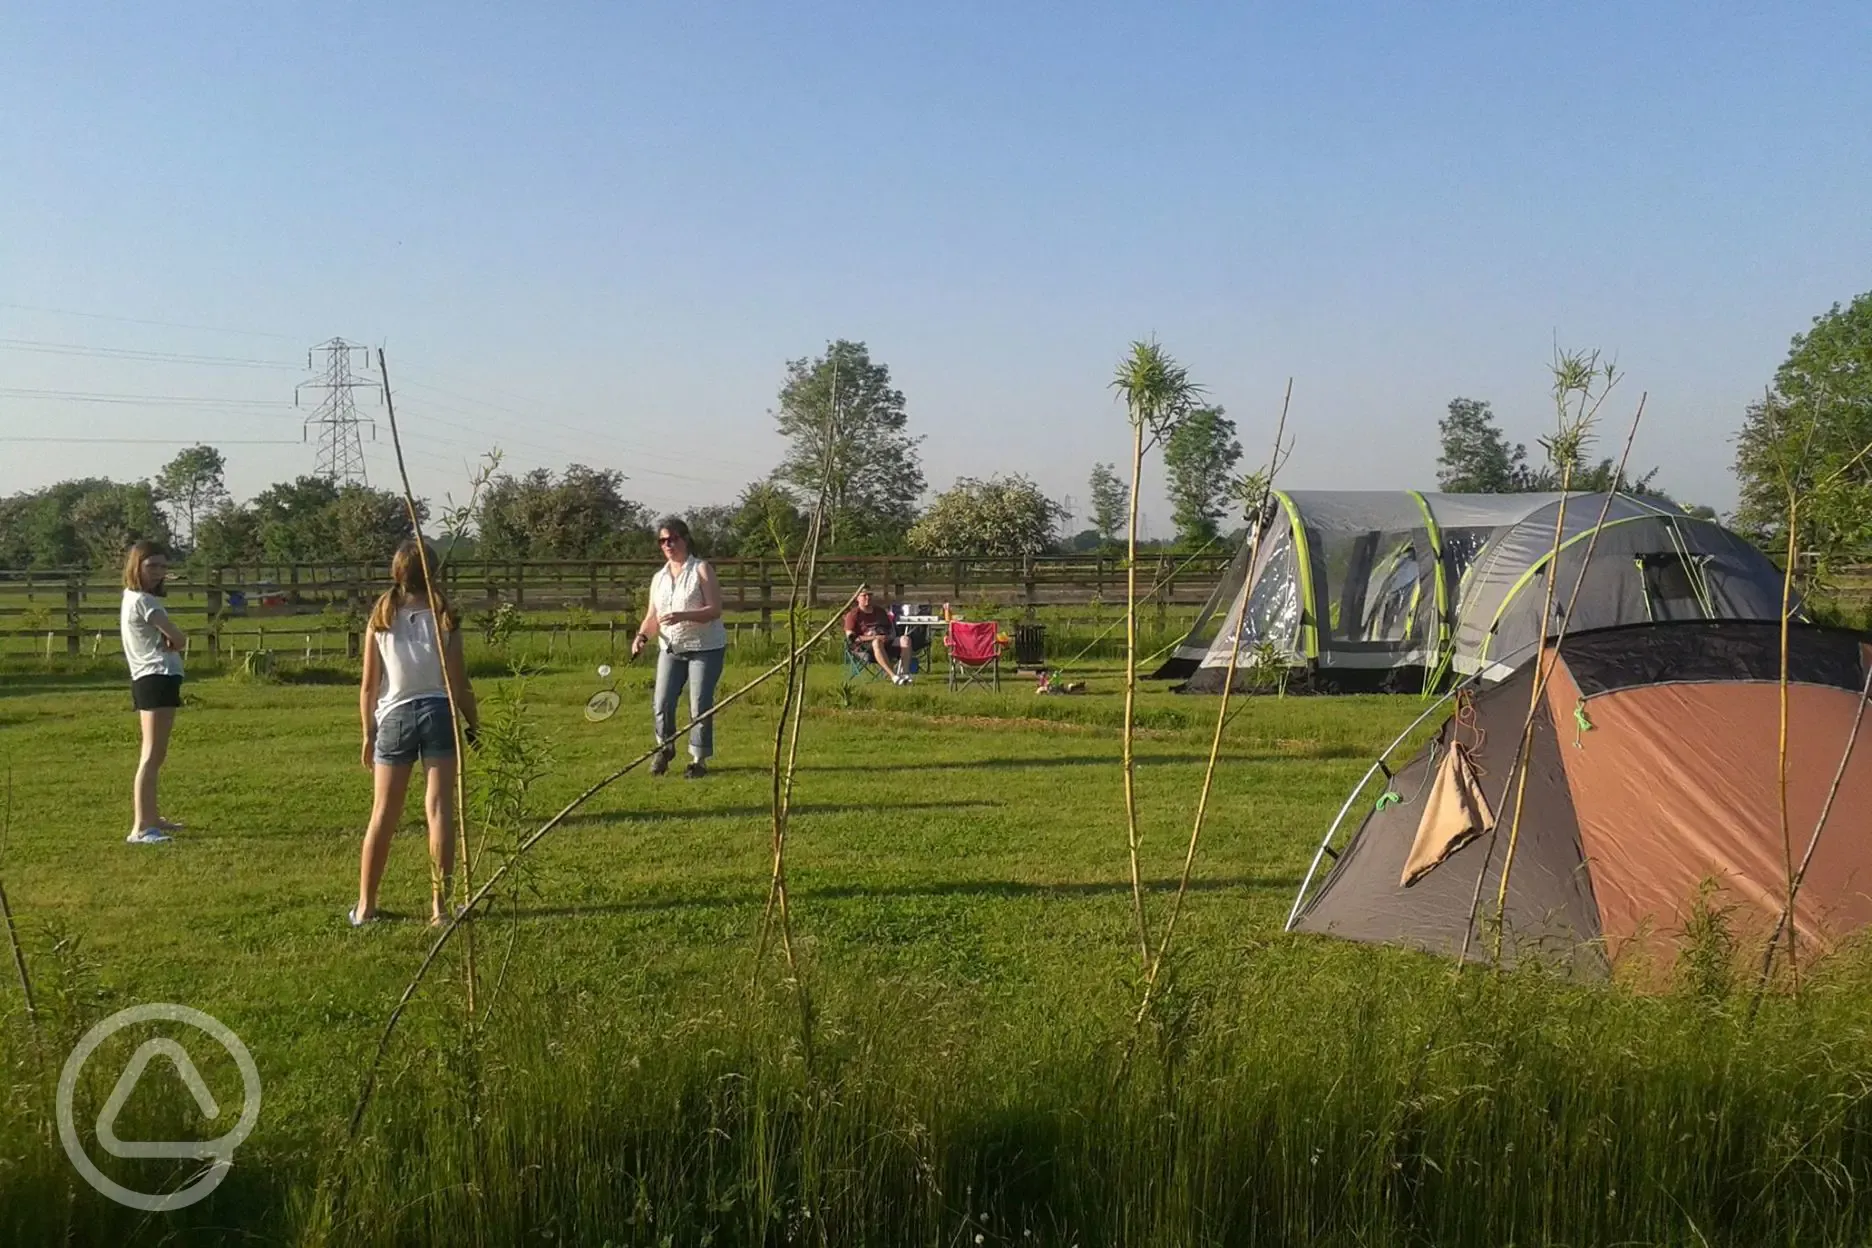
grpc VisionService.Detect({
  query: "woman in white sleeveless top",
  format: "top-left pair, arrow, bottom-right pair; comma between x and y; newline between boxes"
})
354,539 -> 480,925
630,516 -> 726,778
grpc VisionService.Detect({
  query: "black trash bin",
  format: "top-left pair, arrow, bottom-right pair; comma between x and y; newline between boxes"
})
1013,623 -> 1046,670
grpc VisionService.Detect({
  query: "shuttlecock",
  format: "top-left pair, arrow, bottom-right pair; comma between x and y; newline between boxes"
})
597,664 -> 613,679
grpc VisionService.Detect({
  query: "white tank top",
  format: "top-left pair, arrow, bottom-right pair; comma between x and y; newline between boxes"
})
373,605 -> 449,720
650,558 -> 727,653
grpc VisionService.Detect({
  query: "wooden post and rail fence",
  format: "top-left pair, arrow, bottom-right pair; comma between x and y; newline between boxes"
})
0,554 -> 1233,659
5,554 -> 1867,662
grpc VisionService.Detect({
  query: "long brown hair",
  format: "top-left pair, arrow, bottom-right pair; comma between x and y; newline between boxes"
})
369,539 -> 456,632
122,540 -> 168,594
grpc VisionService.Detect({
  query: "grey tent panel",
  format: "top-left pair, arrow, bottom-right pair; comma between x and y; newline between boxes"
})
1291,666 -> 1609,974
1452,500 -> 1787,680
1164,490 -> 1789,692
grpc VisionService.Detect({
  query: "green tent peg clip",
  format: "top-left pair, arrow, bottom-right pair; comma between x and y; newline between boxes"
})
1573,701 -> 1594,748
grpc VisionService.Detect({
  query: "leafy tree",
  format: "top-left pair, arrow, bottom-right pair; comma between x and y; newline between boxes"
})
69,481 -> 170,567
906,475 -> 1065,558
0,482 -> 97,567
245,476 -> 425,564
331,485 -> 426,564
730,481 -> 808,558
155,444 -> 229,550
1087,462 -> 1129,547
0,493 -> 35,567
1162,405 -> 1242,547
682,504 -> 742,558
192,502 -> 263,566
1440,395 -> 1667,499
772,340 -> 924,551
1437,398 -> 1531,492
1734,291 -> 1872,557
476,465 -> 651,559
0,479 -> 170,567
251,476 -> 342,562
1532,459 -> 1660,495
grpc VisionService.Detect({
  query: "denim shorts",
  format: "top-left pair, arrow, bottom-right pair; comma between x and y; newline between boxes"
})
374,696 -> 457,766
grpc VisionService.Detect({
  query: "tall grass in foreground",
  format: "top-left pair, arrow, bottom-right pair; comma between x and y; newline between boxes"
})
8,939 -> 1872,1246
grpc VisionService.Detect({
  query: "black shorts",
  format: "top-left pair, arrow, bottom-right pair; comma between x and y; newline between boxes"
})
131,674 -> 184,711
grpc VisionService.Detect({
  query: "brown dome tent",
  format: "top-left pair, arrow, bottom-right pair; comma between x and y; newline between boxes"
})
1286,621 -> 1872,975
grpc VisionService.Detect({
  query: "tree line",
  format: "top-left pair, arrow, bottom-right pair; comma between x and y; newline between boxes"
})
0,338 -> 1243,570
5,295 -> 1868,571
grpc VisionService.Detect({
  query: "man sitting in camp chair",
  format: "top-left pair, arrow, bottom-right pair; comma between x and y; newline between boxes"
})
845,587 -> 913,686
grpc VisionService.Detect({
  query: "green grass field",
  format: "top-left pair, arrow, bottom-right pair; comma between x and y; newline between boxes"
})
2,653 -> 1871,1245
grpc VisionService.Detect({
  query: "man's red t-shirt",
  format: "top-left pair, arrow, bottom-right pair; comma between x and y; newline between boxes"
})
845,604 -> 891,638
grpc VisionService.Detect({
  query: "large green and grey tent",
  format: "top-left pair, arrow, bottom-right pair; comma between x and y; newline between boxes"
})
1154,491 -> 1787,693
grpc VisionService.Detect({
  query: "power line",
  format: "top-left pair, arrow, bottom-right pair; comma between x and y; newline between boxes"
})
0,337 -> 301,370
0,436 -> 300,445
297,339 -> 377,485
393,403 -> 735,487
0,315 -> 776,480
0,387 -> 295,407
393,371 -> 774,477
0,300 -> 302,340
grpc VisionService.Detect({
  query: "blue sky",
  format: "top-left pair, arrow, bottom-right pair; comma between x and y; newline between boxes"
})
3,2 -> 1868,533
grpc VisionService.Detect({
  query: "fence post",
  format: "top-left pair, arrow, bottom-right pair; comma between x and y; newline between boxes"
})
760,560 -> 773,634
952,558 -> 963,603
513,563 -> 526,608
588,561 -> 598,608
1022,555 -> 1037,618
206,568 -> 222,657
65,575 -> 81,655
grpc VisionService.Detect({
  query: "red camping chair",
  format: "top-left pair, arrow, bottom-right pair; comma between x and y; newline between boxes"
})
943,620 -> 1005,691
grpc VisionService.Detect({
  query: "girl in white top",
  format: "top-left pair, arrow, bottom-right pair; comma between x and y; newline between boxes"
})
630,517 -> 726,777
120,540 -> 189,845
354,539 -> 479,926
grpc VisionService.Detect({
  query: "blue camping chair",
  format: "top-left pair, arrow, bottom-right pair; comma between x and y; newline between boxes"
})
843,637 -> 890,684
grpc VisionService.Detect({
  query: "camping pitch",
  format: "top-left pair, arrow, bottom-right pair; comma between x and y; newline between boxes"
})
1285,620 -> 1872,975
1154,490 -> 1788,693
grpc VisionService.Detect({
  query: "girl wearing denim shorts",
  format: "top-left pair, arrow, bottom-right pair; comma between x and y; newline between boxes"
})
353,540 -> 479,926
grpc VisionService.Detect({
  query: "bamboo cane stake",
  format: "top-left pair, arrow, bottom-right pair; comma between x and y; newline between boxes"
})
755,357 -> 842,995
0,771 -> 44,1082
1120,419 -> 1151,967
1764,427 -> 1872,987
1119,379 -> 1292,1079
378,347 -> 478,1013
1756,658 -> 1872,999
1467,392 -> 1647,965
344,595 -> 855,1144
